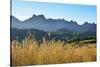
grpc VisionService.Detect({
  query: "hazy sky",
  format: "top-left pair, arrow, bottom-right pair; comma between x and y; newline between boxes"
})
12,0 -> 96,25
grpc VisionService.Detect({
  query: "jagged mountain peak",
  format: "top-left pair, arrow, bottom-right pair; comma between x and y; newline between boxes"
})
31,14 -> 46,20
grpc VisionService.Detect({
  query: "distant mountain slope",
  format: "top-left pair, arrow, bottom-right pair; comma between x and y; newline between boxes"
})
81,22 -> 96,32
11,27 -> 96,42
11,14 -> 96,32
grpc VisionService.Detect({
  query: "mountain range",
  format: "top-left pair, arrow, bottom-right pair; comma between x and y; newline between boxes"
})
11,14 -> 96,42
11,14 -> 96,32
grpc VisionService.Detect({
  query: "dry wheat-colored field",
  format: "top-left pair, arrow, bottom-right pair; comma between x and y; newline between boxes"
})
11,37 -> 96,66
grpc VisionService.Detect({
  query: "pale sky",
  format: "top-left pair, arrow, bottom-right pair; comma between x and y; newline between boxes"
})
12,0 -> 96,25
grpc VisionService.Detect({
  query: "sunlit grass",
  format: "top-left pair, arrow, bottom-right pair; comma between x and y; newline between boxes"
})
11,37 -> 96,66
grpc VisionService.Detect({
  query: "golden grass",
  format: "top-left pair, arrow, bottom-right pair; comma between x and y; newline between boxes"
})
11,38 -> 96,66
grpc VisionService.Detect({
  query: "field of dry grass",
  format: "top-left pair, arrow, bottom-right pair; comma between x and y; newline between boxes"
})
11,37 -> 96,66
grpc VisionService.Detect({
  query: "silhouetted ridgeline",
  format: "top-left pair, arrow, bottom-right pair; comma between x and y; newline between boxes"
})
11,14 -> 96,42
11,15 -> 96,32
